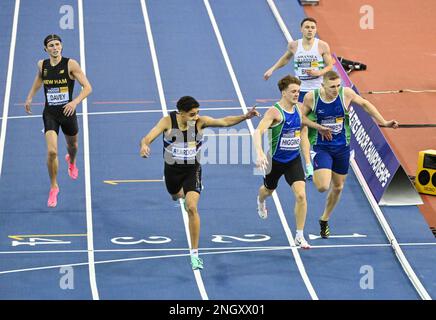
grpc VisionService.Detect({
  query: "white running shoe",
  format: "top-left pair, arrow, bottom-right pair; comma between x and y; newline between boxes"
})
295,236 -> 311,249
257,196 -> 268,219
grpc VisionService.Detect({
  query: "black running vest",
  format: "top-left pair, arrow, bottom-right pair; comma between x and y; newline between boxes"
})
163,111 -> 203,166
42,57 -> 75,108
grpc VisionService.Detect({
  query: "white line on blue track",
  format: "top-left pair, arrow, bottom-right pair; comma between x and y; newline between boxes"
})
1,241 -> 435,275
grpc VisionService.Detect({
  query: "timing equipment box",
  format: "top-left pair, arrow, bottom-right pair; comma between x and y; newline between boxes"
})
415,150 -> 436,195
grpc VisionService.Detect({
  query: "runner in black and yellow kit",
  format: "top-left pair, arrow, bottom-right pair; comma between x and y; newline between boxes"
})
140,96 -> 259,270
25,34 -> 92,207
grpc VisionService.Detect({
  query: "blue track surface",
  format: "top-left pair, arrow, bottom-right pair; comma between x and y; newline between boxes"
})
0,0 -> 434,300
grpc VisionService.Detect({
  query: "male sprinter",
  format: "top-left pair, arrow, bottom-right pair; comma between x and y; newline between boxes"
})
254,75 -> 331,249
25,34 -> 92,207
140,96 -> 259,270
302,71 -> 398,238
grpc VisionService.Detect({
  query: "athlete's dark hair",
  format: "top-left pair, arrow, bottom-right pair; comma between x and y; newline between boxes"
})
278,75 -> 301,92
44,34 -> 62,47
323,70 -> 340,82
300,17 -> 317,27
176,96 -> 200,112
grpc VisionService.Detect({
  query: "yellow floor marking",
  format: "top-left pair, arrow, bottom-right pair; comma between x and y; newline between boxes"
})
9,234 -> 87,241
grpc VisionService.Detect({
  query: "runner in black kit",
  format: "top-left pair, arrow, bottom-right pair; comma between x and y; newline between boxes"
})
140,96 -> 259,270
25,34 -> 92,207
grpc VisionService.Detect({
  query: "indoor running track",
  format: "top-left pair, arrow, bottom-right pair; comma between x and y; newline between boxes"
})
0,0 -> 435,300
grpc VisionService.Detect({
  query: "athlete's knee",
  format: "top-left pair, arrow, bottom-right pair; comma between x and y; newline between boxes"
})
186,203 -> 198,215
68,141 -> 78,150
262,185 -> 275,195
331,183 -> 344,193
315,183 -> 329,193
295,192 -> 306,204
47,148 -> 57,160
313,175 -> 329,193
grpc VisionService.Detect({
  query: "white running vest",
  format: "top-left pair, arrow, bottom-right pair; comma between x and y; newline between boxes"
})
294,38 -> 324,92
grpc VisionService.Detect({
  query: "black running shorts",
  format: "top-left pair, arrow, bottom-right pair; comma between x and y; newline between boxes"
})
43,107 -> 79,136
264,155 -> 305,190
164,163 -> 202,195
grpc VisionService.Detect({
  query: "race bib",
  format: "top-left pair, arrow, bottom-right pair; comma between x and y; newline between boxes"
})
171,142 -> 197,160
295,59 -> 319,80
46,87 -> 69,106
299,69 -> 317,81
279,131 -> 300,150
321,117 -> 343,134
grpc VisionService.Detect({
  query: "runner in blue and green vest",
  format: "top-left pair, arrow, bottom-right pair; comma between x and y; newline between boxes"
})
254,75 -> 332,249
302,71 -> 399,238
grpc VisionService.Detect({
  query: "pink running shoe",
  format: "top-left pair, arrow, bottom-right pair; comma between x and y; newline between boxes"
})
47,187 -> 59,207
65,154 -> 78,180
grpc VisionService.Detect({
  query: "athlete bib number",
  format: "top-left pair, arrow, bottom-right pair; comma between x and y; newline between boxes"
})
295,60 -> 320,81
321,118 -> 343,134
46,87 -> 69,106
279,136 -> 300,150
171,142 -> 197,160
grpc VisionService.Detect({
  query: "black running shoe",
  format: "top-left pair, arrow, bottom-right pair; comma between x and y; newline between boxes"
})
319,219 -> 330,238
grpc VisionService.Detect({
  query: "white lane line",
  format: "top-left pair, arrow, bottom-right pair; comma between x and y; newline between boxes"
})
0,247 -> 284,275
140,0 -> 168,116
0,243 -> 389,255
266,0 -> 293,42
2,241 -> 435,275
351,157 -> 432,299
1,106 -> 272,120
0,0 -> 20,178
0,246 -> 289,255
203,0 -> 318,300
272,192 -> 318,299
78,0 -> 99,300
308,233 -> 367,240
202,0 -> 255,133
140,0 -> 208,300
1,240 -> 435,255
